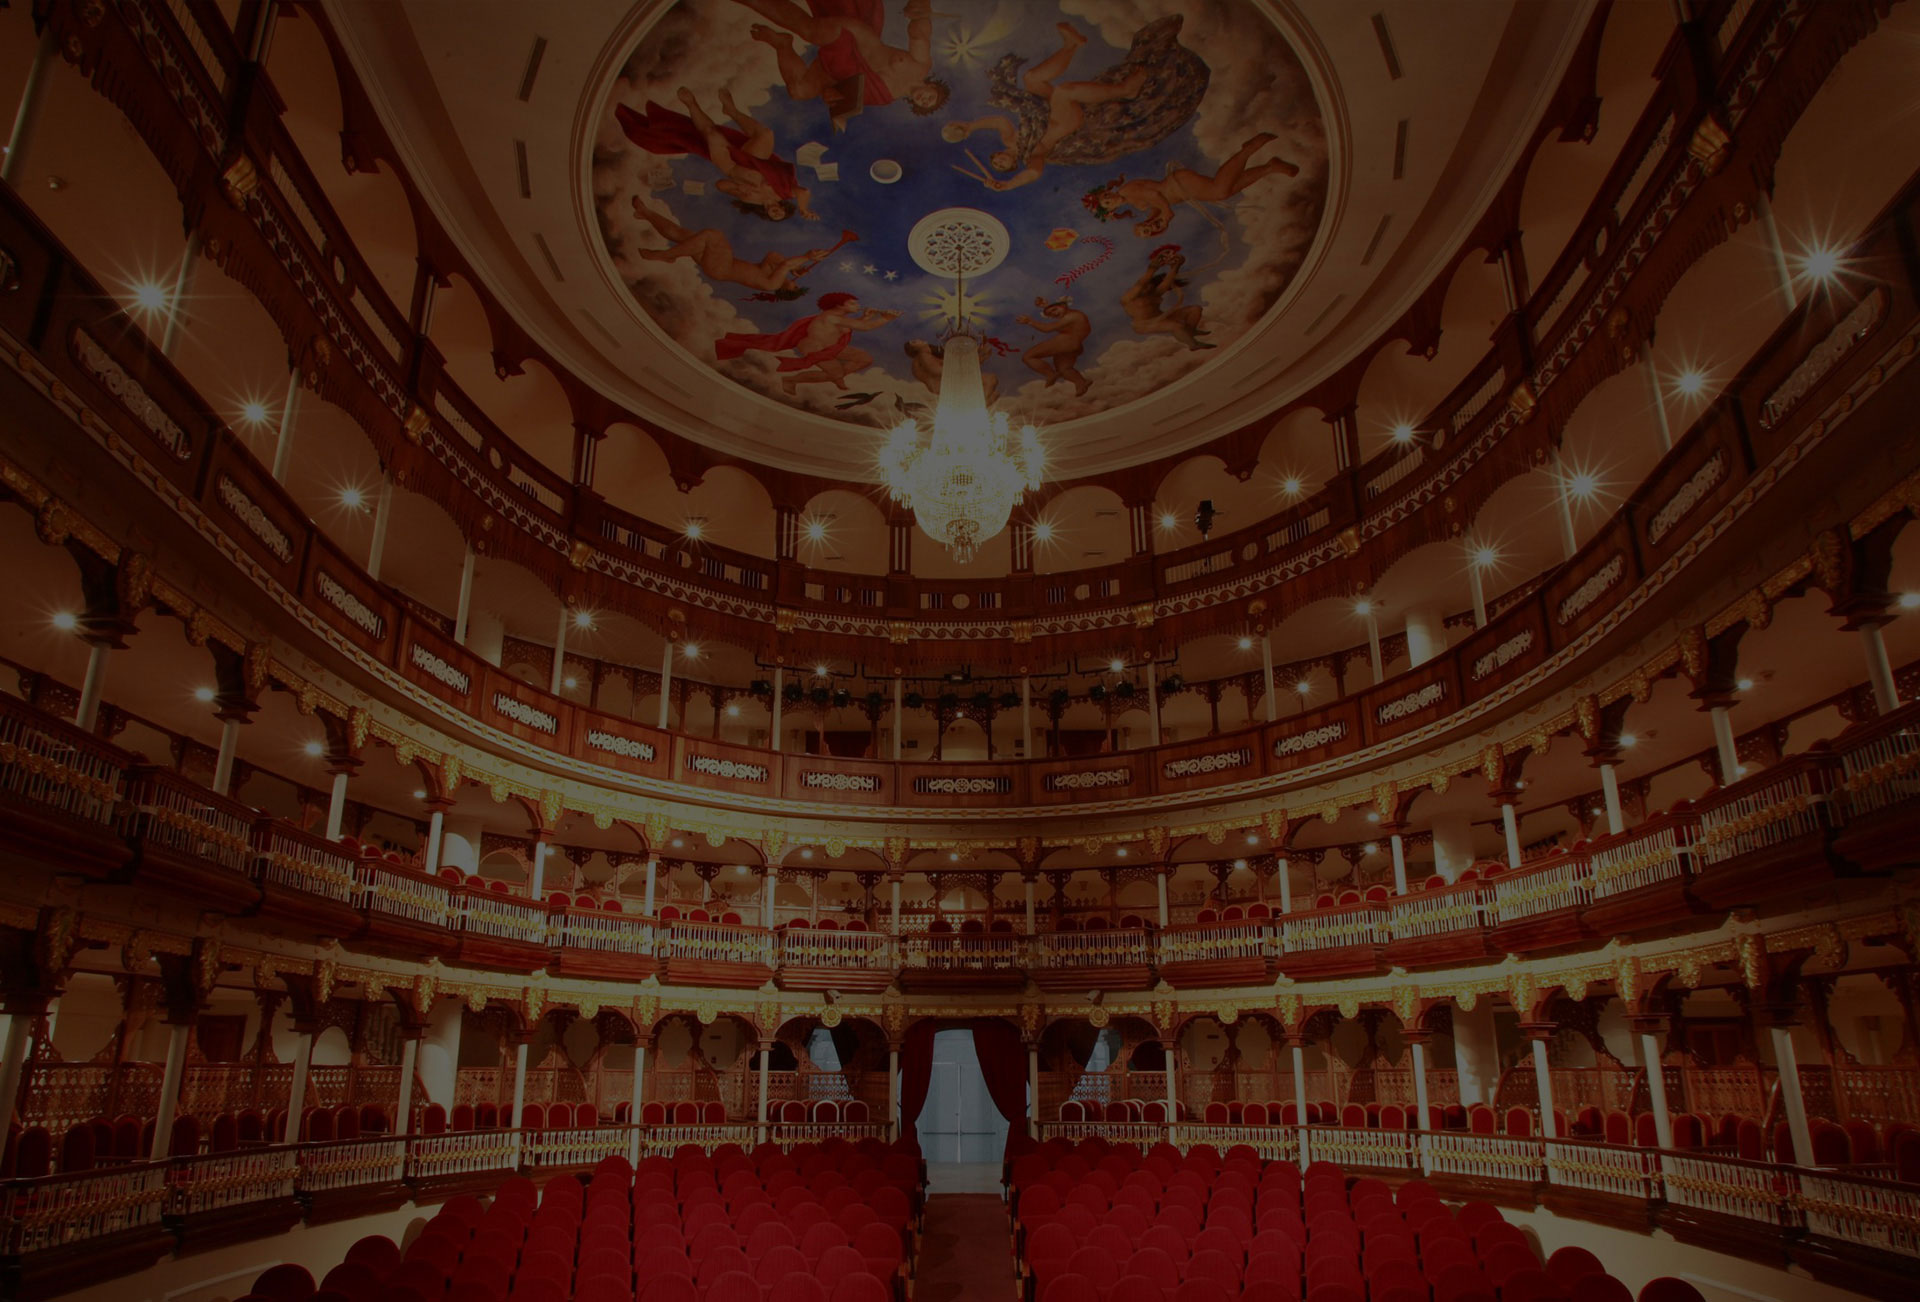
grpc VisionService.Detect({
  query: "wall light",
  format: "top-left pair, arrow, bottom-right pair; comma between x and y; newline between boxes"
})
1390,422 -> 1415,444
726,703 -> 741,717
193,686 -> 215,703
804,518 -> 828,543
1158,511 -> 1179,531
339,485 -> 368,512
563,676 -> 578,690
303,740 -> 324,757
1899,593 -> 1920,609
1471,545 -> 1499,569
573,609 -> 595,631
684,520 -> 706,540
1295,680 -> 1312,695
1109,658 -> 1125,673
1620,734 -> 1637,748
682,643 -> 702,660
1237,636 -> 1254,651
1353,598 -> 1373,617
413,789 -> 428,800
240,400 -> 270,426
814,665 -> 829,678
1737,677 -> 1754,691
51,612 -> 78,632
1031,519 -> 1056,543
1281,476 -> 1303,496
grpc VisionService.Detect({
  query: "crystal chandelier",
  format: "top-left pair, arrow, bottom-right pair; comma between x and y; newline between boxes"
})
880,209 -> 1042,565
879,334 -> 1043,564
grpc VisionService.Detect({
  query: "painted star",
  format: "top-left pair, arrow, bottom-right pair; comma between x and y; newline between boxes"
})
862,263 -> 878,275
839,259 -> 858,272
883,270 -> 900,282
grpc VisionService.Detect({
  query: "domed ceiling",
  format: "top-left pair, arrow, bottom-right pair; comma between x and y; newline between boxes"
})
589,0 -> 1329,436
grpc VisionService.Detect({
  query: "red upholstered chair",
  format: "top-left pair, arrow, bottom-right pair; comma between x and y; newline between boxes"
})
1467,1106 -> 1495,1135
1810,1119 -> 1852,1166
1110,1277 -> 1168,1302
1502,1108 -> 1533,1138
251,1265 -> 318,1302
1545,1247 -> 1605,1293
1045,1276 -> 1103,1302
831,1277 -> 891,1302
1637,1280 -> 1705,1302
1567,1278 -> 1632,1302
1171,1282 -> 1236,1302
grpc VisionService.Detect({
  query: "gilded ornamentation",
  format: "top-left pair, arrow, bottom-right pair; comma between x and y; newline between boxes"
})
540,789 -> 563,830
820,1005 -> 842,1029
1335,993 -> 1360,1019
1275,994 -> 1302,1031
1264,808 -> 1288,842
704,830 -> 727,849
1678,626 -> 1708,680
763,830 -> 787,862
1392,986 -> 1421,1025
1735,933 -> 1769,991
315,959 -> 336,1005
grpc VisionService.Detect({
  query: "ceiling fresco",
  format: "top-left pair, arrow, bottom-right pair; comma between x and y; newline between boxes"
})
590,0 -> 1330,442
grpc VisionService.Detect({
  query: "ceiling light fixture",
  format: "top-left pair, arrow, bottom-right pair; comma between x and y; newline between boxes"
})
1795,244 -> 1844,286
1233,859 -> 1247,870
1116,847 -> 1129,857
1353,598 -> 1373,617
1471,544 -> 1499,569
1237,636 -> 1254,651
683,519 -> 705,541
682,642 -> 701,660
800,848 -> 813,859
1109,658 -> 1125,674
573,610 -> 595,631
51,612 -> 77,632
1295,680 -> 1312,695
1390,422 -> 1415,444
880,216 -> 1042,564
1673,369 -> 1708,397
1031,519 -> 1055,543
726,703 -> 741,717
1566,471 -> 1600,501
1158,511 -> 1179,531
1365,811 -> 1381,824
671,838 -> 684,848
240,400 -> 270,426
1281,476 -> 1304,496
1737,677 -> 1754,691
130,282 -> 168,314
303,740 -> 324,757
339,485 -> 367,512
803,518 -> 828,543
814,665 -> 829,678
193,686 -> 215,703
1362,842 -> 1379,855
1620,733 -> 1637,748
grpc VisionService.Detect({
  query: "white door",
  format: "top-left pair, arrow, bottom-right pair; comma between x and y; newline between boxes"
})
915,1029 -> 1010,1164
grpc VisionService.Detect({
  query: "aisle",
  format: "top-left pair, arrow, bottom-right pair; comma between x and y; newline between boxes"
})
914,1192 -> 1016,1302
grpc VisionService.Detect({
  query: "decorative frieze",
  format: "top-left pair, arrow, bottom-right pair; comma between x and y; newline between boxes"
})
585,730 -> 656,763
408,642 -> 470,696
315,572 -> 384,639
913,776 -> 1012,796
799,771 -> 881,792
1163,748 -> 1252,780
1557,554 -> 1625,626
1273,722 -> 1347,758
74,329 -> 191,460
1376,682 -> 1446,726
493,693 -> 557,735
1647,452 -> 1726,544
216,475 -> 292,564
1044,768 -> 1131,792
1759,288 -> 1886,429
686,754 -> 768,783
1471,629 -> 1536,682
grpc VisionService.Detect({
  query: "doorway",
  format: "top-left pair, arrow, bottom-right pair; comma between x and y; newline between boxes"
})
915,1029 -> 1010,1166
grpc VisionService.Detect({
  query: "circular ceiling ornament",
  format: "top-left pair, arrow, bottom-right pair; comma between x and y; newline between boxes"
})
907,207 -> 1010,279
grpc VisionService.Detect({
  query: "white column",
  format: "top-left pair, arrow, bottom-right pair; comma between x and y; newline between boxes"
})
271,368 -> 302,483
423,807 -> 447,874
453,544 -> 477,646
1453,1002 -> 1500,1106
1862,625 -> 1900,714
1163,1041 -> 1179,1122
889,877 -> 902,934
1467,564 -> 1489,630
1289,1041 -> 1309,1119
529,840 -> 550,899
756,1042 -> 772,1144
1389,833 -> 1409,895
657,641 -> 674,729
75,642 -> 111,733
1147,668 -> 1162,746
643,857 -> 658,915
420,998 -> 462,1111
890,675 -> 901,760
159,233 -> 202,359
1599,763 -> 1626,835
1155,871 -> 1169,928
888,1045 -> 901,1141
325,769 -> 351,841
628,1043 -> 647,1163
1411,1038 -> 1433,1130
1260,634 -> 1277,722
1027,1044 -> 1040,1138
283,1027 -> 313,1143
1501,803 -> 1523,869
1364,612 -> 1384,684
150,1022 -> 192,1159
1021,676 -> 1033,758
1710,706 -> 1740,783
509,1040 -> 530,1162
1,24 -> 59,185
762,868 -> 777,928
395,1035 -> 420,1133
0,1013 -> 35,1145
1530,1035 -> 1558,1139
549,607 -> 570,696
366,476 -> 394,580
1771,1024 -> 1815,1165
1754,192 -> 1798,314
1404,607 -> 1445,668
212,717 -> 242,797
1276,857 -> 1293,914
1639,1029 -> 1674,1150
1024,876 -> 1037,932
772,667 -> 785,752
1643,360 -> 1674,452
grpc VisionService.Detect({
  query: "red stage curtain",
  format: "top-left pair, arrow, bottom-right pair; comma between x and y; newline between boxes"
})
971,1018 -> 1031,1161
897,1020 -> 939,1151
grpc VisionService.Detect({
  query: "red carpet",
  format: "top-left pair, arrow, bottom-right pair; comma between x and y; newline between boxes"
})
916,1195 -> 1016,1302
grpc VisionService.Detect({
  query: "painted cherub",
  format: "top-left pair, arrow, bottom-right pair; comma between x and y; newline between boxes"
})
631,199 -> 853,299
1121,247 -> 1213,351
904,339 -> 1000,405
734,0 -> 949,131
1015,295 -> 1094,396
1084,133 -> 1299,238
615,87 -> 818,222
945,23 -> 1149,193
717,291 -> 902,393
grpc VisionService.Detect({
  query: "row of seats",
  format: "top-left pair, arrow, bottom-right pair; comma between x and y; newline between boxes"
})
1,1104 -> 393,1177
240,1140 -> 922,1302
1008,1138 -> 1704,1302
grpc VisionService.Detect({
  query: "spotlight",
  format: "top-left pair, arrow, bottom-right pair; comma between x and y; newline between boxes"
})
671,838 -> 684,848
573,610 -> 595,630
1796,245 -> 1843,286
801,848 -> 814,859
1116,847 -> 1129,857
1233,859 -> 1247,870
303,740 -> 324,757
240,400 -> 270,426
51,612 -> 78,632
193,686 -> 215,703
1366,811 -> 1381,824
1237,636 -> 1254,651
948,852 -> 960,862
1246,834 -> 1259,845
